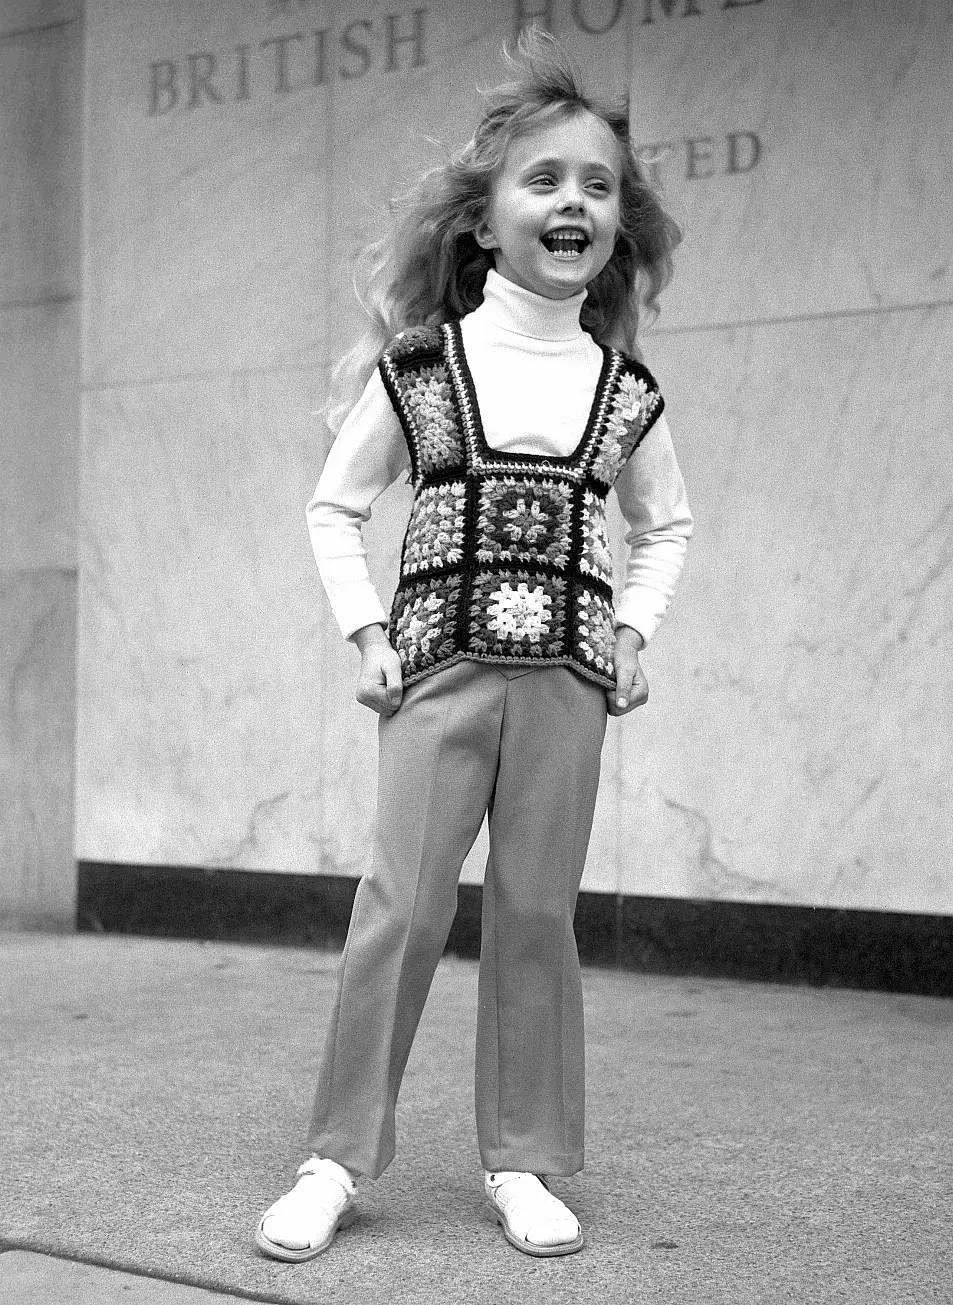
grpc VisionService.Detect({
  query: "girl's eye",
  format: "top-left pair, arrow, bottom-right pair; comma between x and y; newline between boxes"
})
527,175 -> 614,193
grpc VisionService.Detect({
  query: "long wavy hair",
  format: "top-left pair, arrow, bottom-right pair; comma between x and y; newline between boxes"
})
326,29 -> 682,433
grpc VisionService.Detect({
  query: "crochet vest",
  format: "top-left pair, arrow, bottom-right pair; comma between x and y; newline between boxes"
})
379,321 -> 664,689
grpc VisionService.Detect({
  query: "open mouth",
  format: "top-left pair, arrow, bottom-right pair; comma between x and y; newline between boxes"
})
540,227 -> 590,260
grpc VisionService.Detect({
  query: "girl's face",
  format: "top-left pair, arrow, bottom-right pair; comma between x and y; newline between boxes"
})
475,110 -> 622,301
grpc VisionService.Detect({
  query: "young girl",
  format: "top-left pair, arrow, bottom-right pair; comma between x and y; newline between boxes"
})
256,30 -> 692,1261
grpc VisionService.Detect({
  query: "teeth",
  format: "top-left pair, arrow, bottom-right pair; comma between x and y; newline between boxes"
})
542,230 -> 588,257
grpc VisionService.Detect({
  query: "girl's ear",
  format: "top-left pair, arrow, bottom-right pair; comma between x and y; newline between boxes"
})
473,219 -> 498,251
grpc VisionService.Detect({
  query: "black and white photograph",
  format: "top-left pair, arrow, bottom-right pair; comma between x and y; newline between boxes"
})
1,1 -> 950,1301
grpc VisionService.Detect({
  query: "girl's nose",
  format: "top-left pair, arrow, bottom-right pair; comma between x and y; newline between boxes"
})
557,182 -> 585,211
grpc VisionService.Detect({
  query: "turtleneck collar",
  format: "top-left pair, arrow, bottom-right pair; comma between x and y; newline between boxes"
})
475,268 -> 587,342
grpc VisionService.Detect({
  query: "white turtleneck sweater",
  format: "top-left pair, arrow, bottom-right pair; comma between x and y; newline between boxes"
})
307,269 -> 693,646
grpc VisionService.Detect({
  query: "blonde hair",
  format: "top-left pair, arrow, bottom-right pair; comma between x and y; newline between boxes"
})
326,29 -> 681,433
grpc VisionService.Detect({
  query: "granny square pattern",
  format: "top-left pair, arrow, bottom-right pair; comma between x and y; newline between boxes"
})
579,488 -> 614,587
401,481 -> 467,576
396,364 -> 466,476
378,322 -> 664,688
391,573 -> 464,673
468,570 -> 568,660
476,476 -> 574,570
590,371 -> 661,487
575,585 -> 618,680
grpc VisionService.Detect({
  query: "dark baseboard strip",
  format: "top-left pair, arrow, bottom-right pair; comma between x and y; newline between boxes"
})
76,862 -> 953,998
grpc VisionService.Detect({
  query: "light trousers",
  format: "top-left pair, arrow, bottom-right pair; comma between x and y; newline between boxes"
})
307,659 -> 608,1179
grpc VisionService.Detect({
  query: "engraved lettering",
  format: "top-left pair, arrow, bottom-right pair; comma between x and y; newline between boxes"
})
640,131 -> 764,180
236,43 -> 252,100
261,32 -> 304,93
572,0 -> 624,34
641,0 -> 703,23
187,53 -> 222,108
726,129 -> 761,172
685,135 -> 716,179
384,8 -> 427,72
340,19 -> 373,78
148,60 -> 178,115
144,6 -> 451,113
313,27 -> 329,86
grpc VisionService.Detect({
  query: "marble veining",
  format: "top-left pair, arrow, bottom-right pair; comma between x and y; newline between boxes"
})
1,301 -> 79,571
0,1 -> 80,36
75,367 -> 333,872
83,0 -> 332,384
611,304 -> 953,913
71,0 -> 953,918
0,571 -> 76,926
628,0 -> 953,327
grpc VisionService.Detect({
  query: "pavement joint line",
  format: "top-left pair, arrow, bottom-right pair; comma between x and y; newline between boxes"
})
0,1242 -> 293,1305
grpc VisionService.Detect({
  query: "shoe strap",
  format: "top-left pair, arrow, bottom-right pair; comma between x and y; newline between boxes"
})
296,1156 -> 357,1195
486,1170 -> 548,1192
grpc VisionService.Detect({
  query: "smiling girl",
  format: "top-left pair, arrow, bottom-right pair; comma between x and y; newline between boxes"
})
255,29 -> 692,1261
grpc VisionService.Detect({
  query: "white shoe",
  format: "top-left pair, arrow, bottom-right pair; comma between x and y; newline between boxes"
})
255,1157 -> 358,1262
483,1170 -> 584,1257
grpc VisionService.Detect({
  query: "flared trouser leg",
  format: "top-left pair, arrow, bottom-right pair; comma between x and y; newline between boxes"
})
475,667 -> 608,1176
307,661 -> 507,1178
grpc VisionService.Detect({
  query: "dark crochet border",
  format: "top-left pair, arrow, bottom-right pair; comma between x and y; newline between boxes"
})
74,862 -> 953,998
382,322 -> 651,684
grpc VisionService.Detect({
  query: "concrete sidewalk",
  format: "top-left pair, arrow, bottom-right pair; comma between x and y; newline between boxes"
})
2,932 -> 951,1304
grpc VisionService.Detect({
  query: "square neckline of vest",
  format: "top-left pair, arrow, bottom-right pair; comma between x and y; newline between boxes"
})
444,320 -> 618,468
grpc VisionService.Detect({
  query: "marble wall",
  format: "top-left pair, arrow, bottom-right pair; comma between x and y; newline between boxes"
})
0,5 -> 83,927
73,0 -> 953,913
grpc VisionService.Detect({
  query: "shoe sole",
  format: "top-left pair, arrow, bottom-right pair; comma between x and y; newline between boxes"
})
254,1204 -> 359,1262
483,1201 -> 584,1257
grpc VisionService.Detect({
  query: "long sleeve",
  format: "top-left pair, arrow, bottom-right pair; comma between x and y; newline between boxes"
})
613,412 -> 693,645
306,369 -> 410,638
308,272 -> 692,651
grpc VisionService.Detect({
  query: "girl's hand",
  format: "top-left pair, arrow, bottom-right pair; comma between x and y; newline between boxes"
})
353,624 -> 404,716
607,625 -> 648,717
